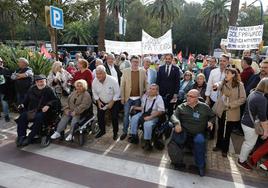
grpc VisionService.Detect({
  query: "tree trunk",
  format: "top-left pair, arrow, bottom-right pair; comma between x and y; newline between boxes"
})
98,0 -> 106,51
229,0 -> 240,26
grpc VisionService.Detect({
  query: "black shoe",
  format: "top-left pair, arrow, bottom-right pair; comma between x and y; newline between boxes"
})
4,115 -> 10,122
212,147 -> 221,152
128,135 -> 139,144
21,137 -> 29,147
16,137 -> 24,147
120,133 -> 127,140
143,140 -> 153,151
199,168 -> 205,177
113,133 -> 118,141
173,163 -> 186,170
222,152 -> 228,157
95,131 -> 105,139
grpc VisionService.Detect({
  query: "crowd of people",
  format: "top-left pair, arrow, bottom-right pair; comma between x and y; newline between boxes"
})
0,48 -> 268,177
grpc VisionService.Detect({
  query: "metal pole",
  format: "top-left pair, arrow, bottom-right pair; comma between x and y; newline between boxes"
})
122,0 -> 125,41
258,0 -> 263,24
55,28 -> 58,61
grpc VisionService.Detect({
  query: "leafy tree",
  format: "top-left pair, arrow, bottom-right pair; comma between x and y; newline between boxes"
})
61,21 -> 91,44
146,0 -> 185,35
200,0 -> 230,54
98,0 -> 106,51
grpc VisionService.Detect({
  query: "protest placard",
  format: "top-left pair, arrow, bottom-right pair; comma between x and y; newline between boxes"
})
227,25 -> 263,50
105,40 -> 142,55
142,30 -> 172,54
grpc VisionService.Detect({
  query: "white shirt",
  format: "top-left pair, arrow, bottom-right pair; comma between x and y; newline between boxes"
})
92,75 -> 120,103
141,94 -> 165,113
205,67 -> 225,102
108,64 -> 118,83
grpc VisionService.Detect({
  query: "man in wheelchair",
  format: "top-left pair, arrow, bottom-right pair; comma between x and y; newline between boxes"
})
128,84 -> 165,151
169,89 -> 215,177
16,75 -> 59,147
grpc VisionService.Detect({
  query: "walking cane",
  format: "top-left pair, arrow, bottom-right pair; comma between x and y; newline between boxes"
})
223,97 -> 229,138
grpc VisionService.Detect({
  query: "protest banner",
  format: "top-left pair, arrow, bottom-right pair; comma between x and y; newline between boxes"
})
142,30 -> 172,54
227,25 -> 263,50
105,40 -> 142,55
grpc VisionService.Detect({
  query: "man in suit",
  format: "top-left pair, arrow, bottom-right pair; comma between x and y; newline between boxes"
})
104,53 -> 122,85
120,55 -> 148,140
156,53 -> 181,118
143,57 -> 157,85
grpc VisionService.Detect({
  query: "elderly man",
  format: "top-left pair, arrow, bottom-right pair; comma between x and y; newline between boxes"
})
143,57 -> 157,85
170,89 -> 215,176
16,75 -> 58,147
120,55 -> 148,140
245,58 -> 268,96
104,53 -> 122,85
129,84 -> 165,150
92,65 -> 121,140
11,58 -> 33,105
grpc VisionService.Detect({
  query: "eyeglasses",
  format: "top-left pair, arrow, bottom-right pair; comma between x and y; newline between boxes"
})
185,74 -> 191,76
187,95 -> 197,98
260,66 -> 268,69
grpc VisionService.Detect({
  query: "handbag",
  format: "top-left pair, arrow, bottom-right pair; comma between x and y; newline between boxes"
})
247,93 -> 264,135
27,94 -> 45,121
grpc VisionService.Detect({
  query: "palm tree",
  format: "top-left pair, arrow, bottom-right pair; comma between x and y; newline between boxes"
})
146,0 -> 184,35
98,0 -> 106,51
62,21 -> 91,44
229,0 -> 240,26
200,0 -> 230,54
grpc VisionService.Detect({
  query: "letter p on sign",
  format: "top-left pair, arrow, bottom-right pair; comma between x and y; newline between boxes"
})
50,6 -> 64,29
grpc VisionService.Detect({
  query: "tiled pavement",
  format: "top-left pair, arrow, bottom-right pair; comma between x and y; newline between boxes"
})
0,112 -> 267,187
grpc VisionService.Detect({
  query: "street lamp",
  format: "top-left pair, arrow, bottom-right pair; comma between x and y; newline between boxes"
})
248,0 -> 263,24
33,13 -> 38,51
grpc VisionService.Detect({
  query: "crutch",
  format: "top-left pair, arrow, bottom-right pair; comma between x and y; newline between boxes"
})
223,97 -> 229,138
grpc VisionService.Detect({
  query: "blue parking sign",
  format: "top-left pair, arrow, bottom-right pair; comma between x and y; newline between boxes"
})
50,6 -> 64,29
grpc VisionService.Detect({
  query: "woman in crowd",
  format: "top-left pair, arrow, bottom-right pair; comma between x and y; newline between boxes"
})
66,61 -> 77,77
213,67 -> 246,157
178,71 -> 194,104
72,59 -> 93,90
47,61 -> 72,99
51,79 -> 92,141
237,78 -> 268,170
192,73 -> 207,100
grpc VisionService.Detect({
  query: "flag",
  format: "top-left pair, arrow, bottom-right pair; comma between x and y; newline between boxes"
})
40,44 -> 51,58
177,51 -> 182,64
187,53 -> 193,64
118,13 -> 127,36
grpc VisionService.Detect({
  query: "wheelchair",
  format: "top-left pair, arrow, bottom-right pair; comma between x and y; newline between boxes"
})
72,108 -> 98,146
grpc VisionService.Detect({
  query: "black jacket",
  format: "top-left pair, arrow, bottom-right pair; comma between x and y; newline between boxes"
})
104,62 -> 122,85
0,67 -> 11,94
23,85 -> 59,112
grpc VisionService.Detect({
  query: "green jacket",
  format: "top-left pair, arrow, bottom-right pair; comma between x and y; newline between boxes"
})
171,101 -> 216,135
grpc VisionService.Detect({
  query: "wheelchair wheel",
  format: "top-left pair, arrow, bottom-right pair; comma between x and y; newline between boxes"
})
40,136 -> 51,147
78,133 -> 85,146
91,120 -> 99,135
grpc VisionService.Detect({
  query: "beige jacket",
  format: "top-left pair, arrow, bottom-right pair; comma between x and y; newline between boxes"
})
120,68 -> 148,103
213,81 -> 246,121
62,90 -> 92,115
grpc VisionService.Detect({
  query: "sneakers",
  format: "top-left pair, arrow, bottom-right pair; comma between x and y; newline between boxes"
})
65,134 -> 73,141
51,132 -> 61,139
259,164 -> 268,171
212,147 -> 221,152
237,160 -> 252,171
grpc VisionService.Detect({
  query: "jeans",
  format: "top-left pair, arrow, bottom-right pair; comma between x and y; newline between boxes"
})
123,98 -> 141,134
16,111 -> 45,142
239,124 -> 259,162
0,93 -> 9,117
173,132 -> 206,169
130,112 -> 158,140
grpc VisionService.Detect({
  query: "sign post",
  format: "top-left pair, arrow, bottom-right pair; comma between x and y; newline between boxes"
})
49,6 -> 64,60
